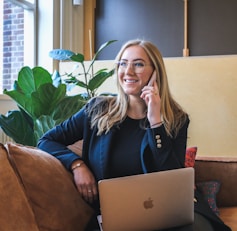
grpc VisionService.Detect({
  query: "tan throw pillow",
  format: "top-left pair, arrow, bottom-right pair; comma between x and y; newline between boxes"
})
5,142 -> 93,231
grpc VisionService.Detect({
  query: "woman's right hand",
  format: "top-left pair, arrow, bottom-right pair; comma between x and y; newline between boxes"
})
72,161 -> 98,204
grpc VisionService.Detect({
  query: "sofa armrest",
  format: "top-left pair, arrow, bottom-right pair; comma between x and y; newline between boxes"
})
194,156 -> 237,207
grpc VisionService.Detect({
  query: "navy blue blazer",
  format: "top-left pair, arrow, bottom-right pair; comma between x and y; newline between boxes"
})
38,98 -> 189,181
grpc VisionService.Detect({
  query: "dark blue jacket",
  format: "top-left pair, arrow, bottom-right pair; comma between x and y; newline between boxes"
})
38,98 -> 189,181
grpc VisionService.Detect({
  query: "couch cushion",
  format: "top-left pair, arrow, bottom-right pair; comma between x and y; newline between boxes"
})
4,142 -> 93,231
195,156 -> 237,207
0,143 -> 40,231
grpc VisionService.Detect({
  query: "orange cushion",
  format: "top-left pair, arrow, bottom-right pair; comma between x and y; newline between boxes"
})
185,146 -> 197,168
2,142 -> 93,231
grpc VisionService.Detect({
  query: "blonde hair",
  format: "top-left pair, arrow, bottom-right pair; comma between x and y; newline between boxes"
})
87,39 -> 188,136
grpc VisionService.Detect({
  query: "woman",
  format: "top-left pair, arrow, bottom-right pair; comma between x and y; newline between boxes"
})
38,40 -> 231,231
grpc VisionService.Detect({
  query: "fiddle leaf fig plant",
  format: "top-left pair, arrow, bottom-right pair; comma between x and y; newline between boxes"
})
0,40 -> 117,146
0,66 -> 86,146
49,39 -> 117,98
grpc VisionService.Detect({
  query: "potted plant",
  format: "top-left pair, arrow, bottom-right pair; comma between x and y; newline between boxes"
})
0,40 -> 117,146
49,40 -> 117,99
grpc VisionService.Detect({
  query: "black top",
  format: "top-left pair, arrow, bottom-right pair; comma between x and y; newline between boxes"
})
108,116 -> 145,178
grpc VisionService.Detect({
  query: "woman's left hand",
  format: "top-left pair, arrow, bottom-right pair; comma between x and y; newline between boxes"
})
140,81 -> 162,125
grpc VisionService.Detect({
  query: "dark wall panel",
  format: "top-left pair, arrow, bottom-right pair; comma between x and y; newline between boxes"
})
95,0 -> 184,59
95,0 -> 237,59
189,0 -> 237,56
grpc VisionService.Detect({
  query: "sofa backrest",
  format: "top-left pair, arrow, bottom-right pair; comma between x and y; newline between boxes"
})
195,156 -> 237,207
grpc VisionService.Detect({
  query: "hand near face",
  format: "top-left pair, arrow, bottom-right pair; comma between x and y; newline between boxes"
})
140,80 -> 162,126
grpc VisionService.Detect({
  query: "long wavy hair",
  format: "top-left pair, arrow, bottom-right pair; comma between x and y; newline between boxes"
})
87,39 -> 188,137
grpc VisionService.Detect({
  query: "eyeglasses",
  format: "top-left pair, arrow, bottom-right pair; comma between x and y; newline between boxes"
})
117,60 -> 153,74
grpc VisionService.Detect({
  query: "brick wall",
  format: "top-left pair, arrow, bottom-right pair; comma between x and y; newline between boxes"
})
2,0 -> 24,91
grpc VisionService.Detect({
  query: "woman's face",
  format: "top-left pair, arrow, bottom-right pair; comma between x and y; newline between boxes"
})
118,45 -> 154,97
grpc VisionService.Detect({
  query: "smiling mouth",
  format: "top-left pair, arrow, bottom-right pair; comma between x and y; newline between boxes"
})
124,79 -> 138,83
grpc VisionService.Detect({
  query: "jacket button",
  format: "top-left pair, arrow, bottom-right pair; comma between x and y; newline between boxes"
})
157,139 -> 161,144
157,143 -> 162,148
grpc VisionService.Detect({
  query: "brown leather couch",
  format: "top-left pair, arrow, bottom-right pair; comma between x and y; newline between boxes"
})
0,142 -> 93,231
195,156 -> 237,230
0,141 -> 236,230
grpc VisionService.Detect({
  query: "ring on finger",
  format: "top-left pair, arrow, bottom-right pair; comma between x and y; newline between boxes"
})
88,189 -> 92,193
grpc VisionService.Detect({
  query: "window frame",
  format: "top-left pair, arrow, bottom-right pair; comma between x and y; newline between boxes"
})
0,0 -> 37,95
8,0 -> 35,11
1,0 -> 85,96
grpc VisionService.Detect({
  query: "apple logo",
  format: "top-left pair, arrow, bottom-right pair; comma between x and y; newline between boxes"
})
143,197 -> 154,209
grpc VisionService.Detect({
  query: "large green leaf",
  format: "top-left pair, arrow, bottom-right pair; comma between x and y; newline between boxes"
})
18,66 -> 52,94
70,53 -> 84,63
34,115 -> 57,143
4,89 -> 33,114
0,110 -> 35,146
4,66 -> 55,118
34,94 -> 86,144
88,69 -> 115,91
53,94 -> 87,123
30,83 -> 67,118
5,83 -> 67,119
67,78 -> 88,89
32,66 -> 52,89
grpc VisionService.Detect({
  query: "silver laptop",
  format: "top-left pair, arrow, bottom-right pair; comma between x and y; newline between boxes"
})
98,167 -> 194,231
